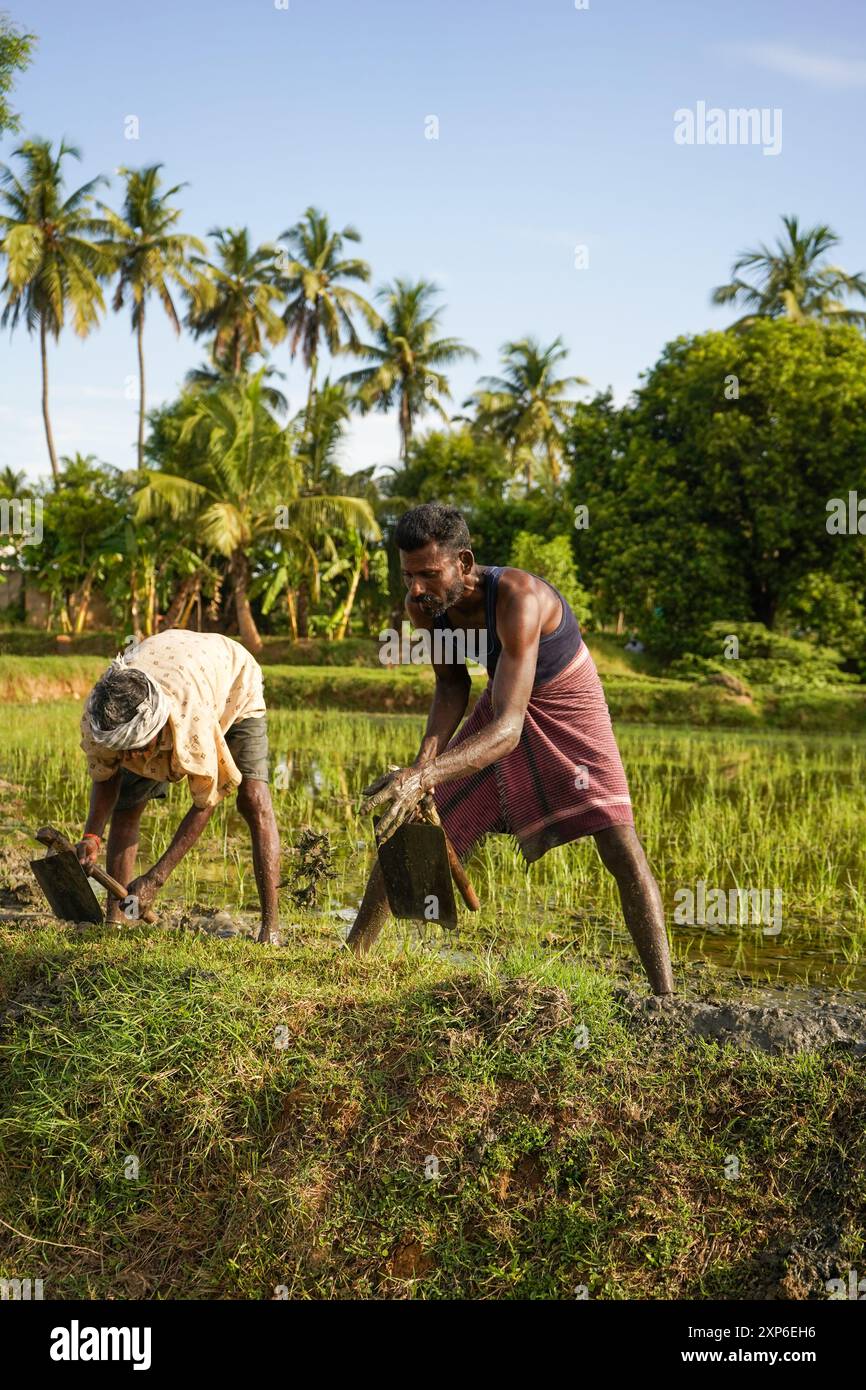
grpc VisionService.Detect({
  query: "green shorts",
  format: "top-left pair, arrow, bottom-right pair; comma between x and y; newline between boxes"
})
115,714 -> 270,811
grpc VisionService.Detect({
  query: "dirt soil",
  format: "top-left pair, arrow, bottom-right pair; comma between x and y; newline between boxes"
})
616,983 -> 866,1057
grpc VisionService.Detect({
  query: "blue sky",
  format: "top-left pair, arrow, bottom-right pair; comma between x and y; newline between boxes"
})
2,0 -> 865,484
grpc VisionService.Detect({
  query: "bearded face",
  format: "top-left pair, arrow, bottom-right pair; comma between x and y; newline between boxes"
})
400,543 -> 470,616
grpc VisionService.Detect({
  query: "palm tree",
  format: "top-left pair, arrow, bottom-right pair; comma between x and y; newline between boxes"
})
293,377 -> 351,486
463,336 -> 586,489
133,372 -> 378,652
712,214 -> 866,329
341,278 -> 477,461
0,138 -> 112,485
185,349 -> 289,415
0,465 -> 28,495
187,226 -> 285,377
285,378 -> 379,637
276,207 -> 380,424
0,14 -> 35,137
99,165 -> 206,468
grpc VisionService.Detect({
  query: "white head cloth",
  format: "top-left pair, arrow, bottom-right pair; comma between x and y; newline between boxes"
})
86,649 -> 170,751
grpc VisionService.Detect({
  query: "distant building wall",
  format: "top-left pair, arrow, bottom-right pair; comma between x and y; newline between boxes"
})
24,581 -> 51,627
0,570 -> 24,613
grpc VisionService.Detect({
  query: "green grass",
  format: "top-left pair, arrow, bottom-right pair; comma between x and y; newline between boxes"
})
1,924 -> 863,1298
2,706 -> 865,1298
2,652 -> 865,729
3,706 -> 866,989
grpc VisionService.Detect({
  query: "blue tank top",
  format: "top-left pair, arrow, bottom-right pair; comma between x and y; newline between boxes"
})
434,565 -> 582,685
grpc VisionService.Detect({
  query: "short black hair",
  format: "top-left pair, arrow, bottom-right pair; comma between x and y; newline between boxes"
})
395,503 -> 471,554
89,667 -> 151,729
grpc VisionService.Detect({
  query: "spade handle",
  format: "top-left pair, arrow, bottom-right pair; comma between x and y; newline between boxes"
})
419,795 -> 480,912
35,825 -> 158,924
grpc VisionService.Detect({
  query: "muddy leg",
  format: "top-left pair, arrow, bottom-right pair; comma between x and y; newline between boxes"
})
346,860 -> 391,956
236,777 -> 281,944
105,802 -> 146,923
594,824 -> 674,996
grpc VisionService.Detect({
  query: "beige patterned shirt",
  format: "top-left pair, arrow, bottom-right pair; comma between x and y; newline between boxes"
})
80,630 -> 267,808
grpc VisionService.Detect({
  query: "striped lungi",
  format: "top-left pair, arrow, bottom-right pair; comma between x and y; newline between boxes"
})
433,642 -> 634,864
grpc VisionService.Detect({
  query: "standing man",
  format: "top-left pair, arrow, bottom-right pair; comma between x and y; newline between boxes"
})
352,503 -> 674,997
76,629 -> 281,944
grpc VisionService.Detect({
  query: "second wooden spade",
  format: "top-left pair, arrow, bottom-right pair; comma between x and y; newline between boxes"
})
374,818 -> 458,930
30,825 -> 158,925
30,849 -> 105,924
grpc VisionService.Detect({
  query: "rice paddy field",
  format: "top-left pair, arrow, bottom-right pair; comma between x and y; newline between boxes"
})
1,703 -> 865,1299
3,704 -> 865,991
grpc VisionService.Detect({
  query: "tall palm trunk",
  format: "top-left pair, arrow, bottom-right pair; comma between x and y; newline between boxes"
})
230,548 -> 263,652
130,562 -> 142,640
136,307 -> 146,470
335,554 -> 364,641
399,382 -> 412,461
72,568 -> 96,635
40,320 -> 60,487
296,578 -> 310,638
286,588 -> 298,640
146,566 -> 157,635
306,348 -> 318,438
162,571 -> 202,630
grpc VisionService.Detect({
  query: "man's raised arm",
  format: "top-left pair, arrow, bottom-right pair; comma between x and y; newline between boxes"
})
413,601 -> 472,766
363,582 -> 542,842
417,581 -> 540,787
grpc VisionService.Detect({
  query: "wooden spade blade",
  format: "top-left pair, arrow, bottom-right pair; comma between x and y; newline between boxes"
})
375,819 -> 457,929
29,850 -> 104,924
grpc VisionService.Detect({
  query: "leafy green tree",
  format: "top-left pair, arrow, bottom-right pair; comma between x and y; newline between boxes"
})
136,372 -> 378,651
35,454 -> 127,632
184,351 -> 288,414
382,426 -> 510,511
187,226 -> 285,377
342,278 -> 477,460
0,464 -> 27,494
509,531 -> 592,625
566,322 -> 866,659
780,574 -> 866,675
292,377 -> 352,487
712,214 -> 866,330
257,379 -> 383,638
464,336 -> 587,489
0,139 -> 112,484
99,165 -> 205,468
0,11 -> 35,135
277,207 -> 379,424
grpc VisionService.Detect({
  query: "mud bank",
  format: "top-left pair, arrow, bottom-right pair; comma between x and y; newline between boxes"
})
616,985 -> 866,1057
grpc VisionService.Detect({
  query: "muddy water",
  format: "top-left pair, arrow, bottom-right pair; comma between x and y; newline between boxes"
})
3,712 -> 865,999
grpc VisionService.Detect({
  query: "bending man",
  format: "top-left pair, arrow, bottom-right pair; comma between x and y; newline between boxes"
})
76,629 -> 280,943
352,503 -> 674,996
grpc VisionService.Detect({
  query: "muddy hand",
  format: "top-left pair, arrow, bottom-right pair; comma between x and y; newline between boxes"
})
360,763 -> 402,800
75,837 -> 99,871
361,765 -> 428,845
122,871 -> 160,921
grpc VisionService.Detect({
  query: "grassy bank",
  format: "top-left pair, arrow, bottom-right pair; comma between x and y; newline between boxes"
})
1,652 -> 865,731
1,918 -> 863,1299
